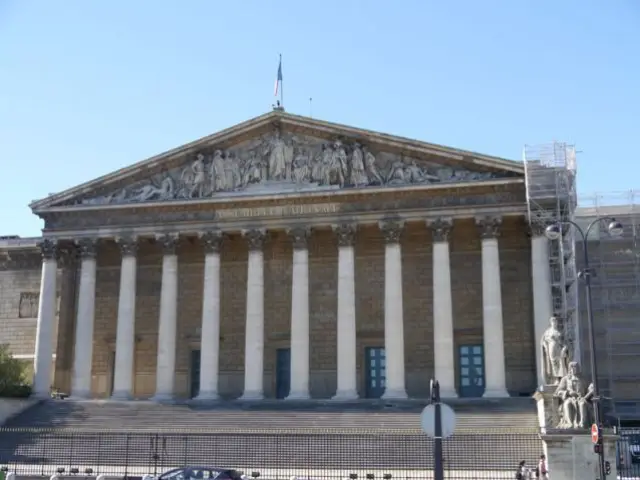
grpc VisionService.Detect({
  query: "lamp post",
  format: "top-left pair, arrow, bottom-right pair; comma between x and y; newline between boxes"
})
544,217 -> 623,479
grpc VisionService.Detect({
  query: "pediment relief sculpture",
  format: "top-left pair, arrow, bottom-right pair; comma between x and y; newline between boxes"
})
76,129 -> 510,206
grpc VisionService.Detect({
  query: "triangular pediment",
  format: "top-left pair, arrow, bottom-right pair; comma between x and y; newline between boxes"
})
30,111 -> 524,211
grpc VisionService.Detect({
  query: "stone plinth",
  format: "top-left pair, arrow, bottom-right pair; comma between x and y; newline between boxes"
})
533,385 -> 562,430
540,431 -> 618,480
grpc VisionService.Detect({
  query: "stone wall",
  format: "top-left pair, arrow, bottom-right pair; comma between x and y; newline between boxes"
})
81,216 -> 536,399
0,262 -> 43,357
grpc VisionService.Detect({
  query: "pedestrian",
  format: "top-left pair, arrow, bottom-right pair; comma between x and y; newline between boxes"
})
515,460 -> 527,479
536,454 -> 548,479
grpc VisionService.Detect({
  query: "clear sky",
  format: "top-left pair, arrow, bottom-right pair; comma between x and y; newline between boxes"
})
1,1 -> 638,237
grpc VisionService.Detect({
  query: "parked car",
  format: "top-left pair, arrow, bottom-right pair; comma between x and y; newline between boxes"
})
145,467 -> 246,480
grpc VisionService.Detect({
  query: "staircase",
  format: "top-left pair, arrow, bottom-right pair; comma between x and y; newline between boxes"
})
0,399 -> 542,475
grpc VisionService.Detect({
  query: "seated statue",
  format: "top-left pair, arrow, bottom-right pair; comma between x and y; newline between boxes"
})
554,361 -> 595,429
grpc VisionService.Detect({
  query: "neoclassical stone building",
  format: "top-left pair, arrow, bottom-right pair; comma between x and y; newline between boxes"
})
0,110 -> 553,401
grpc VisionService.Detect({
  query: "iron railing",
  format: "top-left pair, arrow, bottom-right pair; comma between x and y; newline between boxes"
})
0,429 -> 544,480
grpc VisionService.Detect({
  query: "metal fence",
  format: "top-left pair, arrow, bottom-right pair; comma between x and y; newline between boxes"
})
0,429 -> 544,480
618,430 -> 640,479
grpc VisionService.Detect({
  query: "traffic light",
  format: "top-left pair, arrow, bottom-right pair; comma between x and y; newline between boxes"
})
605,461 -> 611,476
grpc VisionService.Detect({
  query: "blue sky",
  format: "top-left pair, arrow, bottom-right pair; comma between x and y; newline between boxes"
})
1,1 -> 638,237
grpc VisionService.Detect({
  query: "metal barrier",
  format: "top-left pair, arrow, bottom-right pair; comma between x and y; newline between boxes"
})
618,430 -> 640,479
0,428 -> 543,480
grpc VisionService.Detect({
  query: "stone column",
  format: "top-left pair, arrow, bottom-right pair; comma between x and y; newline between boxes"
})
240,229 -> 267,400
286,226 -> 311,400
380,220 -> 408,400
194,231 -> 223,401
70,238 -> 98,399
530,223 -> 553,387
476,216 -> 509,398
32,239 -> 59,397
332,223 -> 358,400
429,218 -> 458,398
111,237 -> 138,400
152,234 -> 180,401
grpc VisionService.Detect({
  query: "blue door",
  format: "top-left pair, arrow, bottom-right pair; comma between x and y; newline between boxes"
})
276,348 -> 291,399
459,345 -> 485,398
365,347 -> 386,399
190,349 -> 201,399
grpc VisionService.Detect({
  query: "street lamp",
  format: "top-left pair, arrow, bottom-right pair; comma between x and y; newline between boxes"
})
544,217 -> 623,480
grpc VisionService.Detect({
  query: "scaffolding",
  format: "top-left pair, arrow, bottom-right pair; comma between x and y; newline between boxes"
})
523,142 -> 580,360
576,190 -> 640,419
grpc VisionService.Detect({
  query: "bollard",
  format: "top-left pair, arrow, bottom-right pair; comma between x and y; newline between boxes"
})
50,475 -> 60,480
6,472 -> 15,480
97,475 -> 109,480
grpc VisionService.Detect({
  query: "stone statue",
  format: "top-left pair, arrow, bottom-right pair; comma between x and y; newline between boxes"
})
350,143 -> 369,187
180,153 -> 207,198
332,140 -> 348,187
363,146 -> 384,185
224,152 -> 241,190
210,150 -> 228,192
265,128 -> 293,181
243,152 -> 265,186
554,361 -> 594,429
541,316 -> 571,385
292,152 -> 311,183
130,176 -> 175,202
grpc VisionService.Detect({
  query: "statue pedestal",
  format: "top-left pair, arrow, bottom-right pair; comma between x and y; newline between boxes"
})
540,431 -> 618,480
533,385 -> 562,430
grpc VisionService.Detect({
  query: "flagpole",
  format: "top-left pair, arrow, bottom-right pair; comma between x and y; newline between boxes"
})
279,54 -> 284,108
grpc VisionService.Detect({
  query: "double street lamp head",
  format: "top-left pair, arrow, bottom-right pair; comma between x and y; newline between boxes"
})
544,220 -> 624,241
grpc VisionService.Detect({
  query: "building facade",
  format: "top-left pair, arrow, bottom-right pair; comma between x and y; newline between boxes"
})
0,111 -> 553,401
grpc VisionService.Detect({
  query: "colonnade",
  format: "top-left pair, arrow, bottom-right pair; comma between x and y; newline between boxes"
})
30,216 -> 553,399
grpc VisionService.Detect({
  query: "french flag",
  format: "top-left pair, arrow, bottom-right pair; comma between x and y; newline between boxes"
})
274,56 -> 282,97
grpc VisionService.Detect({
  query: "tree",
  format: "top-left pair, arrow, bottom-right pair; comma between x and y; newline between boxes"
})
0,345 -> 32,397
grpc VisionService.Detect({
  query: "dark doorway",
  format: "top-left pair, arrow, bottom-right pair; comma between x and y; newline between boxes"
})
364,346 -> 386,399
275,348 -> 291,399
458,344 -> 485,398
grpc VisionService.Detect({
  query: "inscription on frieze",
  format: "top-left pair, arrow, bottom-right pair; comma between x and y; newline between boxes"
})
44,191 -> 522,230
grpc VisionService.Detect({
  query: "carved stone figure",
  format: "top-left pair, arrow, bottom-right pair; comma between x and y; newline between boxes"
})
265,128 -> 293,181
554,362 -> 594,429
363,146 -> 384,185
210,150 -> 228,192
181,154 -> 207,199
131,176 -> 175,202
541,316 -> 570,385
350,143 -> 368,187
243,153 -> 265,186
331,141 -> 348,187
292,152 -> 312,184
224,152 -> 241,190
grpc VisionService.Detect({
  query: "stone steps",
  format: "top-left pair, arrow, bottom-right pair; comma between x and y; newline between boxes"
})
3,399 -> 540,432
0,399 -> 542,474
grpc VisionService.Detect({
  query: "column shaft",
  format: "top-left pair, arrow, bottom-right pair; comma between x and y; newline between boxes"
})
430,219 -> 457,398
477,217 -> 509,398
195,231 -> 223,400
240,229 -> 266,400
70,239 -> 98,398
153,234 -> 179,401
112,238 -> 138,400
287,227 -> 311,400
332,224 -> 358,400
32,240 -> 58,398
380,221 -> 407,400
531,231 -> 553,386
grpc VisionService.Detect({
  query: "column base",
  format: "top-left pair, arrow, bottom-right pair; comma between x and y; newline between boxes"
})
239,391 -> 264,401
110,391 -> 134,401
381,388 -> 408,400
193,392 -> 220,402
331,390 -> 359,401
150,393 -> 175,403
69,389 -> 92,400
285,391 -> 311,401
439,389 -> 458,399
483,388 -> 510,398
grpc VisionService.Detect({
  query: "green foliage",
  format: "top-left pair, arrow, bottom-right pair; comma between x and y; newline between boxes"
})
0,345 -> 32,398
